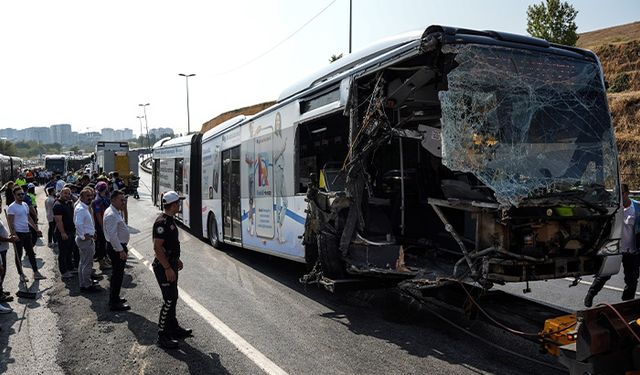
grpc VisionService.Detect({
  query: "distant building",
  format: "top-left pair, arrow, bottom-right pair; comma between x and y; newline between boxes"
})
78,131 -> 101,144
0,124 -> 132,145
0,128 -> 18,140
50,124 -> 72,145
149,127 -> 174,138
120,128 -> 133,140
24,127 -> 52,144
101,128 -> 134,141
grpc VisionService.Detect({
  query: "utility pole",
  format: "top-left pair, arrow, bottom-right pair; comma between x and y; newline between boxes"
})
139,103 -> 151,149
136,115 -> 145,147
349,0 -> 352,53
178,73 -> 195,134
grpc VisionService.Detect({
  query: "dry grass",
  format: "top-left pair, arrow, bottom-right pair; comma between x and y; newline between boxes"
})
577,21 -> 640,49
610,91 -> 640,186
201,101 -> 276,133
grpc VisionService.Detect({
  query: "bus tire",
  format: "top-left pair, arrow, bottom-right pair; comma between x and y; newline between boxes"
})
208,214 -> 220,248
317,231 -> 346,279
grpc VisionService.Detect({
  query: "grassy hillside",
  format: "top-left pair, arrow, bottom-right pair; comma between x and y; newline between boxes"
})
580,22 -> 640,186
201,101 -> 275,133
577,21 -> 640,49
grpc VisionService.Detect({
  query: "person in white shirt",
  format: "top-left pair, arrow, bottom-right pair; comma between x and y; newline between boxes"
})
55,175 -> 65,193
45,187 -> 57,248
74,188 -> 99,293
103,190 -> 131,311
7,185 -> 44,282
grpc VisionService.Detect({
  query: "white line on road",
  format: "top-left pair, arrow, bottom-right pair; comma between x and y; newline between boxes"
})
563,277 -> 640,295
128,247 -> 289,375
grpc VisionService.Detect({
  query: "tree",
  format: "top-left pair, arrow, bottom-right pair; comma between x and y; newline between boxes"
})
0,140 -> 17,156
329,53 -> 343,63
526,0 -> 579,46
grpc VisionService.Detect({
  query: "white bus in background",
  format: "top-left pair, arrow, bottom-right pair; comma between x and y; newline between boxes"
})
44,155 -> 67,174
151,134 -> 202,234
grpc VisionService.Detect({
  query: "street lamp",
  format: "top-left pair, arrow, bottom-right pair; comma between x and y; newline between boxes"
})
138,103 -> 151,150
178,73 -> 195,134
136,115 -> 145,147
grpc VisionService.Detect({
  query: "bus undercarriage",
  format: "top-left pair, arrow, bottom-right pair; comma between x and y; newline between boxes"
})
301,32 -> 621,291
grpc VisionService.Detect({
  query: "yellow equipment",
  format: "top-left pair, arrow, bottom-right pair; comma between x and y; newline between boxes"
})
541,314 -> 577,356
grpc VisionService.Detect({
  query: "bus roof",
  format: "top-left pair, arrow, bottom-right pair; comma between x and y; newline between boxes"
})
277,29 -> 422,102
202,115 -> 248,143
156,133 -> 198,149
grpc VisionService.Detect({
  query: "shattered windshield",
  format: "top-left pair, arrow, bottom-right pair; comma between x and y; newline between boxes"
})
438,44 -> 618,208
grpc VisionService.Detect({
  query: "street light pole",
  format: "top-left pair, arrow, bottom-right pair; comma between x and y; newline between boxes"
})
136,115 -> 144,147
139,103 -> 150,150
349,0 -> 352,54
178,73 -> 195,134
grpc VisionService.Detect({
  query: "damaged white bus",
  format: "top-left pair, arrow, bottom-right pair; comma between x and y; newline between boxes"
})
160,25 -> 623,292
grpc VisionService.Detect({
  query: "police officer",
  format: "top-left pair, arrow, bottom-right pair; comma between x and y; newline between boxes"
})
153,190 -> 192,349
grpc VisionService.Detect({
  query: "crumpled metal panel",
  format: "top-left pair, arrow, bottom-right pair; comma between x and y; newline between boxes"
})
438,44 -> 618,207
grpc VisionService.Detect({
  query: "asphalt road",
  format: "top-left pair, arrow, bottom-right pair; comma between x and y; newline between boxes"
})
0,173 -> 635,375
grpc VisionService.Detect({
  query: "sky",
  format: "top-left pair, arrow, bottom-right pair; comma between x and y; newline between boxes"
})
0,0 -> 638,137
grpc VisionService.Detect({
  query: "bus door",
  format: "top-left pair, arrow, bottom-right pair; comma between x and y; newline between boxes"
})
175,158 -> 185,221
221,146 -> 242,242
152,159 -> 160,206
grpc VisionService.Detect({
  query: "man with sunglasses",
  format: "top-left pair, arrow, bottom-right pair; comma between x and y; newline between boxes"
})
7,185 -> 45,282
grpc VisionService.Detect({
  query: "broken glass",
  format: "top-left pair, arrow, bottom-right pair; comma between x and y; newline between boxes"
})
438,44 -> 619,207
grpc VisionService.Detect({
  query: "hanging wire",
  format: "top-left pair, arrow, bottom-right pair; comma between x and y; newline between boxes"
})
215,0 -> 338,76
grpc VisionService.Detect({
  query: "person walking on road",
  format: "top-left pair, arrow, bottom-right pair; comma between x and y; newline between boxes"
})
585,183 -> 640,307
153,190 -> 192,349
7,185 -> 45,282
103,190 -> 130,311
74,188 -> 100,293
0,218 -> 17,303
54,187 -> 76,279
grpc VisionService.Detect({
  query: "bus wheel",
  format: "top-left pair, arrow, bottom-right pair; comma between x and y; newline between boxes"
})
317,231 -> 346,279
208,215 -> 220,248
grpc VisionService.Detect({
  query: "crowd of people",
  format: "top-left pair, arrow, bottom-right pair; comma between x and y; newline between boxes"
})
0,167 -> 190,349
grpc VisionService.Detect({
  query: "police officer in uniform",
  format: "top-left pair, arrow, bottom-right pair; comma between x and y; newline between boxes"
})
153,191 -> 193,349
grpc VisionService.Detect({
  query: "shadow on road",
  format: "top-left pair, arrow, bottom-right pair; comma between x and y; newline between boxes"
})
207,239 -> 563,375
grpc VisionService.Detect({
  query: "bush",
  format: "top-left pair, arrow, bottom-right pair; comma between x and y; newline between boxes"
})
609,73 -> 630,93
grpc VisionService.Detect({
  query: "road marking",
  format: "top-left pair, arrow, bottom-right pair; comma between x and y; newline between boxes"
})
128,247 -> 289,375
563,277 -> 640,295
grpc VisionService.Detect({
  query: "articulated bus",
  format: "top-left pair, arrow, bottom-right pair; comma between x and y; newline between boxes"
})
151,134 -> 202,234
0,154 -> 22,184
153,25 -> 622,288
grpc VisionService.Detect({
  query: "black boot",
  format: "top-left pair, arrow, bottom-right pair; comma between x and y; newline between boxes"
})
157,332 -> 179,349
622,286 -> 636,301
172,326 -> 193,339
